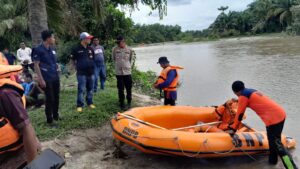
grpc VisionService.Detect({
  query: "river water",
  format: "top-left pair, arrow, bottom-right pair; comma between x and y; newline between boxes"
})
134,36 -> 300,168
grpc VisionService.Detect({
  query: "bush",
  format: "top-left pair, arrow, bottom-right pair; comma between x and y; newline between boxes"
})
290,5 -> 300,35
56,40 -> 78,64
132,69 -> 160,98
220,29 -> 240,37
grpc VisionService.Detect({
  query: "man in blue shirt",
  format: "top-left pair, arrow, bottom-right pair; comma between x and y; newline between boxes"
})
71,32 -> 96,112
32,30 -> 60,126
21,73 -> 45,108
3,48 -> 16,65
154,57 -> 183,106
91,37 -> 106,92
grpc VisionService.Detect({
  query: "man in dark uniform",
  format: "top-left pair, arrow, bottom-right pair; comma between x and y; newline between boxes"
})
32,30 -> 60,126
71,32 -> 96,112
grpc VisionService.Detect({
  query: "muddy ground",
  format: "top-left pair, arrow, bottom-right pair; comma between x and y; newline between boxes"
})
41,93 -> 290,169
41,93 -> 169,169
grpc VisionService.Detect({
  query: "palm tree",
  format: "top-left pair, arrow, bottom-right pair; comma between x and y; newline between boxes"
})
2,0 -> 167,48
248,0 -> 273,32
218,6 -> 229,13
0,0 -> 28,48
266,0 -> 299,27
27,0 -> 48,47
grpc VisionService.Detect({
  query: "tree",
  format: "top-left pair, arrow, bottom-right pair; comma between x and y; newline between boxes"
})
266,0 -> 298,27
218,6 -> 229,13
26,0 -> 167,46
27,0 -> 48,47
0,0 -> 28,49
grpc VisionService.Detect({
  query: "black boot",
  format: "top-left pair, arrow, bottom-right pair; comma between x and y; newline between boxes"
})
120,102 -> 125,110
126,102 -> 131,110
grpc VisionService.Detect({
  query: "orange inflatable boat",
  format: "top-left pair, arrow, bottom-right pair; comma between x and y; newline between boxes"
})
111,105 -> 296,158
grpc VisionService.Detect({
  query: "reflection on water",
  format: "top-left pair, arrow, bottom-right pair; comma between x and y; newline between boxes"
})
134,36 -> 300,168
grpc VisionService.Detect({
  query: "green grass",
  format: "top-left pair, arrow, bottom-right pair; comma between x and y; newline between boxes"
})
28,64 -> 160,141
28,80 -> 121,141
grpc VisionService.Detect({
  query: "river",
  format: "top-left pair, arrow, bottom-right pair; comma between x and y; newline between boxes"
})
134,35 -> 300,168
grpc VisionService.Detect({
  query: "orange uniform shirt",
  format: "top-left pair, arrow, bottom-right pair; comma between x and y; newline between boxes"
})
232,88 -> 286,128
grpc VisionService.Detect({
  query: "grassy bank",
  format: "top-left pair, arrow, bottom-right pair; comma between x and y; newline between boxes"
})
29,80 -> 120,141
28,68 -> 159,141
180,32 -> 290,43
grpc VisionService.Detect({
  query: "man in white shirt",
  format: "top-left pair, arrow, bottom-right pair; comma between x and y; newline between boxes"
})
17,42 -> 34,71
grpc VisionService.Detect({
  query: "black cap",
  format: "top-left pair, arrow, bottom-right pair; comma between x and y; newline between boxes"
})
116,35 -> 124,44
157,56 -> 169,64
232,80 -> 245,92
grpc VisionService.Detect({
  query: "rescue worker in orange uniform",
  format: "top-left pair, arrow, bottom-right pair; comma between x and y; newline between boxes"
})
229,80 -> 297,169
0,65 -> 40,167
194,99 -> 239,132
154,57 -> 183,106
0,52 -> 17,81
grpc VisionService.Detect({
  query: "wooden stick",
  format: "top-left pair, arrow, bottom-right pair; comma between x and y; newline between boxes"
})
172,121 -> 222,131
117,113 -> 167,130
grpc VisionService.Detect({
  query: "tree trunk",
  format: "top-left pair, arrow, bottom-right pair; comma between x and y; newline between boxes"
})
27,0 -> 48,47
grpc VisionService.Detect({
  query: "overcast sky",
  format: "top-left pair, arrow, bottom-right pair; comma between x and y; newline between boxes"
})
124,0 -> 254,31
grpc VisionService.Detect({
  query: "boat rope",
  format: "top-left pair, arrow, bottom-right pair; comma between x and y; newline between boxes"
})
202,126 -> 257,161
174,136 -> 205,158
115,113 -> 257,160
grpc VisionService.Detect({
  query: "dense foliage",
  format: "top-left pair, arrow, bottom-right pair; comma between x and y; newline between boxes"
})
131,24 -> 181,44
207,0 -> 300,37
2,0 -> 300,51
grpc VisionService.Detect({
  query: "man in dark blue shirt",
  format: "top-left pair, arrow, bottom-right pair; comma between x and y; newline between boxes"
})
32,30 -> 60,126
3,48 -> 16,65
71,32 -> 96,112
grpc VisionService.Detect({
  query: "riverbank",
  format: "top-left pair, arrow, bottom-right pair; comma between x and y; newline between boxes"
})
41,93 -> 160,169
29,80 -> 118,141
132,32 -> 292,47
29,77 -> 160,141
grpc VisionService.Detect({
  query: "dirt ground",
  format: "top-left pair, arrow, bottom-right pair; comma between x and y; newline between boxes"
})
41,93 -> 292,169
2,93 -> 291,169
42,93 -> 166,169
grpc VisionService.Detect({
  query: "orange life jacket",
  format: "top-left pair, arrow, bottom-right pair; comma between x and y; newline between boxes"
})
0,52 -> 9,65
0,65 -> 24,154
213,99 -> 240,130
0,52 -> 17,81
155,65 -> 183,91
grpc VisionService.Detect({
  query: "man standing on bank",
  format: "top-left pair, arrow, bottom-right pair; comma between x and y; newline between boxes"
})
112,36 -> 133,110
17,41 -> 34,71
32,30 -> 60,126
154,57 -> 183,106
229,81 -> 298,169
91,37 -> 106,92
71,32 -> 96,112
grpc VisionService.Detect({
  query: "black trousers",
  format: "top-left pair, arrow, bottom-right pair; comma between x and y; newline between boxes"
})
45,80 -> 60,123
163,91 -> 176,106
266,119 -> 297,169
116,75 -> 132,105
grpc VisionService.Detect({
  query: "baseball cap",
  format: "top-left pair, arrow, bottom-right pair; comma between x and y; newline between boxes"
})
157,56 -> 170,64
80,32 -> 93,40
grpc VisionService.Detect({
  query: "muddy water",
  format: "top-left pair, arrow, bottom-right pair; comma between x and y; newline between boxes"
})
134,36 -> 300,168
